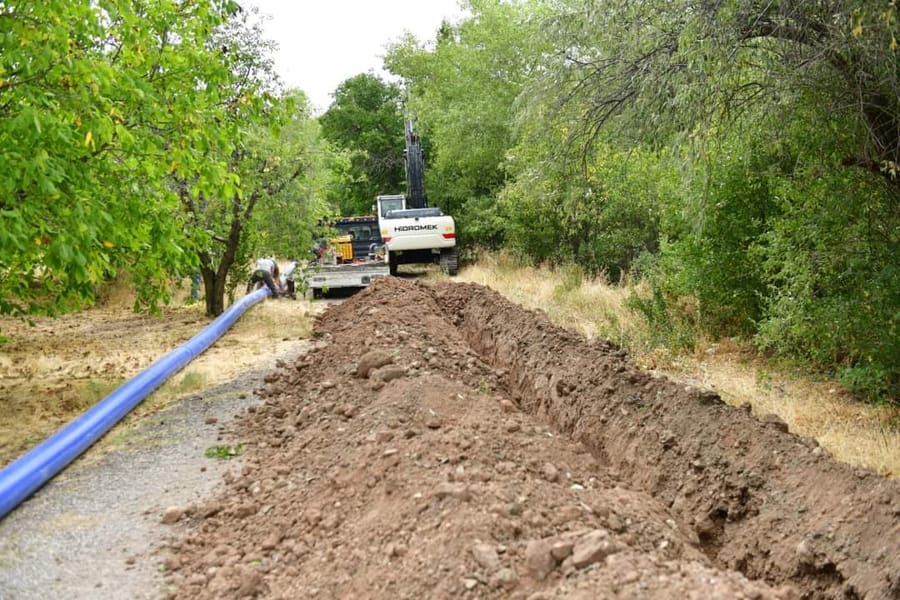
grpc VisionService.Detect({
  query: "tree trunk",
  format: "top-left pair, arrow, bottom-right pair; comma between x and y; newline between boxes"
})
200,192 -> 250,317
201,264 -> 227,316
192,160 -> 302,315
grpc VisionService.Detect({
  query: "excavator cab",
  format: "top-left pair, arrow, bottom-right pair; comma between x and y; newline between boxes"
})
377,195 -> 405,218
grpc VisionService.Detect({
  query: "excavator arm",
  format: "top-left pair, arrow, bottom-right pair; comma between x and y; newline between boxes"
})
404,119 -> 427,209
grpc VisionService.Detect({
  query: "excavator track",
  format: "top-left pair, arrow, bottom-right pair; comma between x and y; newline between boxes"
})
440,247 -> 458,276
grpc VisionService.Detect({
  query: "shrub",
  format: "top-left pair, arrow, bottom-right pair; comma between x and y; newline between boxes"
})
755,168 -> 899,402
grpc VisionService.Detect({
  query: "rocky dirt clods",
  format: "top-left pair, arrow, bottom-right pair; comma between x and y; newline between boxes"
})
163,278 -> 899,599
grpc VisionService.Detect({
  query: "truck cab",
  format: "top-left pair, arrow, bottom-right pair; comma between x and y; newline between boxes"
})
333,216 -> 384,260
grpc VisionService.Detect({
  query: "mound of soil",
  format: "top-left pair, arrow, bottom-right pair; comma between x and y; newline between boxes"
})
163,278 -> 899,599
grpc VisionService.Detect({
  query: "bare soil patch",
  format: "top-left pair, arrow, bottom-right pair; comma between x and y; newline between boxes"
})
162,278 -> 899,599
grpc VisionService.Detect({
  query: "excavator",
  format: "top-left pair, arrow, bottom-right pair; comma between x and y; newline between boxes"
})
376,120 -> 458,276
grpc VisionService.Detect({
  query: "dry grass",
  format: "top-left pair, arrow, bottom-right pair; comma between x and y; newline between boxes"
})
117,296 -> 315,426
452,254 -> 641,347
0,291 -> 316,467
457,252 -> 900,478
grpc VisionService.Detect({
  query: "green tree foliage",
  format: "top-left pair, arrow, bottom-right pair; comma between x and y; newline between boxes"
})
535,0 -> 900,172
379,0 -> 898,399
501,136 -> 668,281
0,2 -> 333,319
172,9 -> 328,316
386,0 -> 549,248
649,129 -> 784,335
184,91 -> 324,316
252,92 -> 332,262
0,0 -> 240,317
318,73 -> 405,215
6,0 -> 895,398
756,166 -> 899,401
526,0 -> 900,398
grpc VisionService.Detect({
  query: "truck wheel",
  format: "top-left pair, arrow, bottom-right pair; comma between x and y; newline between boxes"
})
389,253 -> 399,276
440,247 -> 459,276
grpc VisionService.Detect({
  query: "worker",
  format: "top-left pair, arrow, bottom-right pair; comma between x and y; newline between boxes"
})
280,259 -> 298,299
247,256 -> 280,297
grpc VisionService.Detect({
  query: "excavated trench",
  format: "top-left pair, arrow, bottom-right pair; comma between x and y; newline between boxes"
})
436,282 -> 900,599
165,278 -> 899,600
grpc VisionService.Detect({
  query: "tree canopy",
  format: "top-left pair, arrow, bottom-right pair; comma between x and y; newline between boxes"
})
1,0 -> 896,399
0,1 -> 331,318
382,0 -> 898,400
0,0 -> 238,316
318,73 -> 405,216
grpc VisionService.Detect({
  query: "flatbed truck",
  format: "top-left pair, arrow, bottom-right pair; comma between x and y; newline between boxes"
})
304,216 -> 389,297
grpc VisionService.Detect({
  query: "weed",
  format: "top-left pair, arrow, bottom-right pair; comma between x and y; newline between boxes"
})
176,371 -> 207,393
551,263 -> 584,300
756,369 -> 773,391
205,444 -> 242,460
839,364 -> 890,404
59,379 -> 124,412
886,413 -> 900,432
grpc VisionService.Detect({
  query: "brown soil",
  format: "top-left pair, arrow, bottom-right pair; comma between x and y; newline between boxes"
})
161,278 -> 900,600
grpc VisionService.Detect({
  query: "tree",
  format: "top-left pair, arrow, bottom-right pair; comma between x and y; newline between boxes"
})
168,7 -> 327,316
252,92 -> 332,261
184,92 -> 330,316
0,0 -> 244,318
0,2 -> 338,320
536,0 -> 900,190
723,1 -> 900,188
319,73 -> 405,215
526,0 -> 900,398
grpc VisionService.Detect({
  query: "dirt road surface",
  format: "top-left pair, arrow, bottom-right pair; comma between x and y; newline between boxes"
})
0,375 -> 267,599
159,278 -> 898,599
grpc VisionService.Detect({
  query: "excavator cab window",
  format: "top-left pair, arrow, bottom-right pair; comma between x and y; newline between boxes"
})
380,197 -> 404,218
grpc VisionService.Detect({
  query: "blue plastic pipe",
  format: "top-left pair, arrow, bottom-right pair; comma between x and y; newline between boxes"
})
0,287 -> 270,520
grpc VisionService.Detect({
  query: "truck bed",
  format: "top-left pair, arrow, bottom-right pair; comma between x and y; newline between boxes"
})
306,262 -> 389,294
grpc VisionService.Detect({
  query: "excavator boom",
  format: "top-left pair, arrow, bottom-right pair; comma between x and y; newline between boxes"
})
404,120 -> 427,209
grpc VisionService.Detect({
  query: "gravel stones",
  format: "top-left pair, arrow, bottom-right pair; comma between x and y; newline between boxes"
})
433,482 -> 472,502
541,462 -> 559,482
524,539 -> 556,580
571,529 -> 618,569
471,543 -> 501,571
161,506 -> 188,525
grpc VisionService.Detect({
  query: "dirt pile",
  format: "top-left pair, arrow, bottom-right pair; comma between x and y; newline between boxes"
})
163,278 -> 899,599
